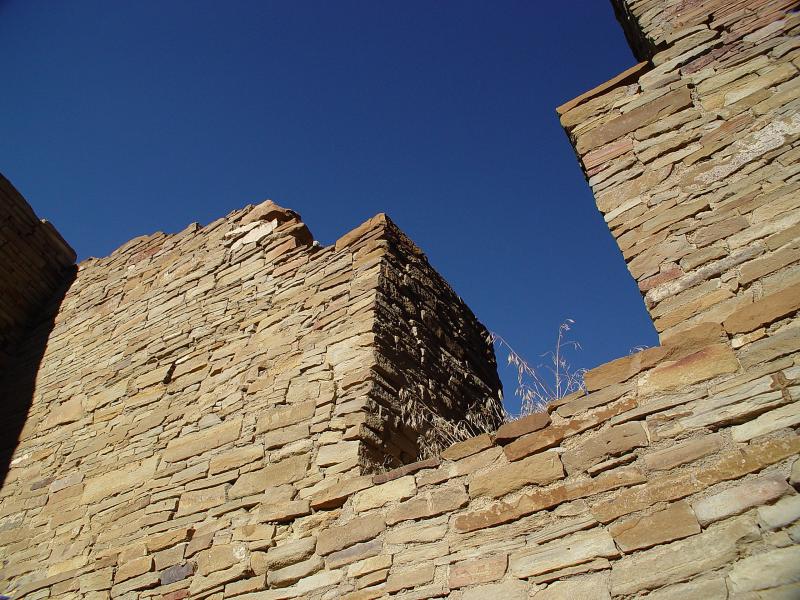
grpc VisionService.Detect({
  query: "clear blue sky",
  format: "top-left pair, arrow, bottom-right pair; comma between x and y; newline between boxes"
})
0,1 -> 658,413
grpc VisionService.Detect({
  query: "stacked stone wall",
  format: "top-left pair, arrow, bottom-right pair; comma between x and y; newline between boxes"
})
1,0 -> 799,597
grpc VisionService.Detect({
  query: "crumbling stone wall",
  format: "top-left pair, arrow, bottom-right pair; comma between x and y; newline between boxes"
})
2,0 -> 799,598
0,196 -> 500,598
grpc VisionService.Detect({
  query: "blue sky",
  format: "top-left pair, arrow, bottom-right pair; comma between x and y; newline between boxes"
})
0,1 -> 659,412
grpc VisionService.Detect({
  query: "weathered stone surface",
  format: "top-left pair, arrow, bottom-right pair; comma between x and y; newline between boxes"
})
495,412 -> 551,442
728,546 -> 800,593
440,433 -> 493,461
510,529 -> 619,578
317,441 -> 360,466
160,562 -> 195,585
177,484 -> 227,516
691,474 -> 792,525
316,514 -> 386,555
386,485 -> 468,525
732,402 -> 800,442
757,494 -> 800,530
261,537 -> 316,571
268,554 -> 324,587
724,282 -> 800,333
532,572 -> 611,600
638,344 -> 739,395
609,501 -> 700,551
385,563 -> 435,593
470,451 -> 564,498
310,475 -> 372,510
462,579 -> 529,600
504,397 -> 637,462
352,476 -> 416,512
593,435 -> 800,523
163,417 -> 242,462
643,434 -> 722,471
256,401 -> 316,434
325,540 -> 383,570
81,456 -> 158,504
115,556 -> 153,583
639,577 -> 728,600
610,516 -> 758,596
209,445 -> 264,475
563,421 -> 648,473
448,554 -> 507,588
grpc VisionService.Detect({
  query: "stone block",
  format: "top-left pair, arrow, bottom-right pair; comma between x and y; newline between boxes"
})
177,484 -> 228,516
256,401 -> 316,434
510,528 -> 619,578
163,417 -> 242,462
386,485 -> 468,525
643,434 -> 722,471
115,556 -> 153,583
495,412 -> 551,442
728,546 -> 800,593
316,514 -> 386,555
692,474 -> 791,525
385,563 -> 435,593
758,494 -> 800,530
267,554 -> 324,587
440,433 -> 493,461
310,475 -> 373,510
261,537 -> 316,571
609,516 -> 758,596
470,451 -> 564,498
209,445 -> 264,475
462,579 -> 529,600
448,554 -> 507,588
352,475 -> 416,512
609,501 -> 700,551
81,456 -> 158,505
563,421 -> 648,473
724,282 -> 800,333
638,343 -> 739,395
532,572 -> 610,600
317,441 -> 360,467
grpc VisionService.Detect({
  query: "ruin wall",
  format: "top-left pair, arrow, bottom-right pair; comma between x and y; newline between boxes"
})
1,0 -> 799,598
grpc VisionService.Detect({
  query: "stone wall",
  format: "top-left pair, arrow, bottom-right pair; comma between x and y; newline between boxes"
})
1,0 -> 799,598
0,197 -> 501,598
0,174 -> 75,367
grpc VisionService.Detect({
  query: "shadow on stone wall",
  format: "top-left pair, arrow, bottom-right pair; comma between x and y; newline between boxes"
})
0,267 -> 76,487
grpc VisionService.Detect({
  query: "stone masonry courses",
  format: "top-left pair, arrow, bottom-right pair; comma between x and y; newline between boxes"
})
2,0 -> 800,598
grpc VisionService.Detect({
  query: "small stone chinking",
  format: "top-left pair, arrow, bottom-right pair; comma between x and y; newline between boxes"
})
1,0 -> 800,598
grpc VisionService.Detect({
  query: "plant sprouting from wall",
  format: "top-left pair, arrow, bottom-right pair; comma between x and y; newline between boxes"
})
491,319 -> 587,416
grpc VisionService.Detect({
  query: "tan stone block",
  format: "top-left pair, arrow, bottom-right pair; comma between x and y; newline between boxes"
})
592,435 -> 800,523
385,563 -> 435,593
176,484 -> 227,517
310,475 -> 372,510
555,382 -> 634,418
532,572 -> 610,600
638,343 -> 739,395
81,456 -> 158,505
347,554 -> 392,578
260,537 -> 316,571
576,87 -> 693,153
316,514 -> 386,555
724,282 -> 800,334
209,445 -> 263,475
470,451 -> 564,498
628,577 -> 727,600
317,440 -> 360,466
643,433 -> 722,471
448,554 -> 507,588
147,527 -> 194,552
692,474 -> 791,525
611,515 -> 758,596
352,476 -> 416,512
563,421 -> 648,473
385,519 -> 448,544
738,326 -> 800,369
163,417 -> 242,462
256,401 -> 315,433
728,546 -> 800,594
455,466 -> 644,533
257,499 -> 310,522
584,346 -> 667,391
510,528 -> 618,578
732,402 -> 800,442
267,554 -> 324,587
115,556 -> 153,583
43,397 -> 84,429
263,423 -> 309,449
197,542 -> 247,576
504,397 -> 637,462
326,539 -> 382,570
462,579 -> 529,600
440,433 -> 493,461
386,485 -> 468,525
609,501 -> 700,552
758,494 -> 800,530
495,412 -> 551,442
188,562 -> 249,595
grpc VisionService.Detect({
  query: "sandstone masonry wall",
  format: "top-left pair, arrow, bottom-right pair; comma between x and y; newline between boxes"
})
2,0 -> 799,598
0,174 -> 76,367
0,198 -> 500,599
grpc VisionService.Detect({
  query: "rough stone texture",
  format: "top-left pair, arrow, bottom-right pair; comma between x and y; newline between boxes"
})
2,0 -> 800,598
